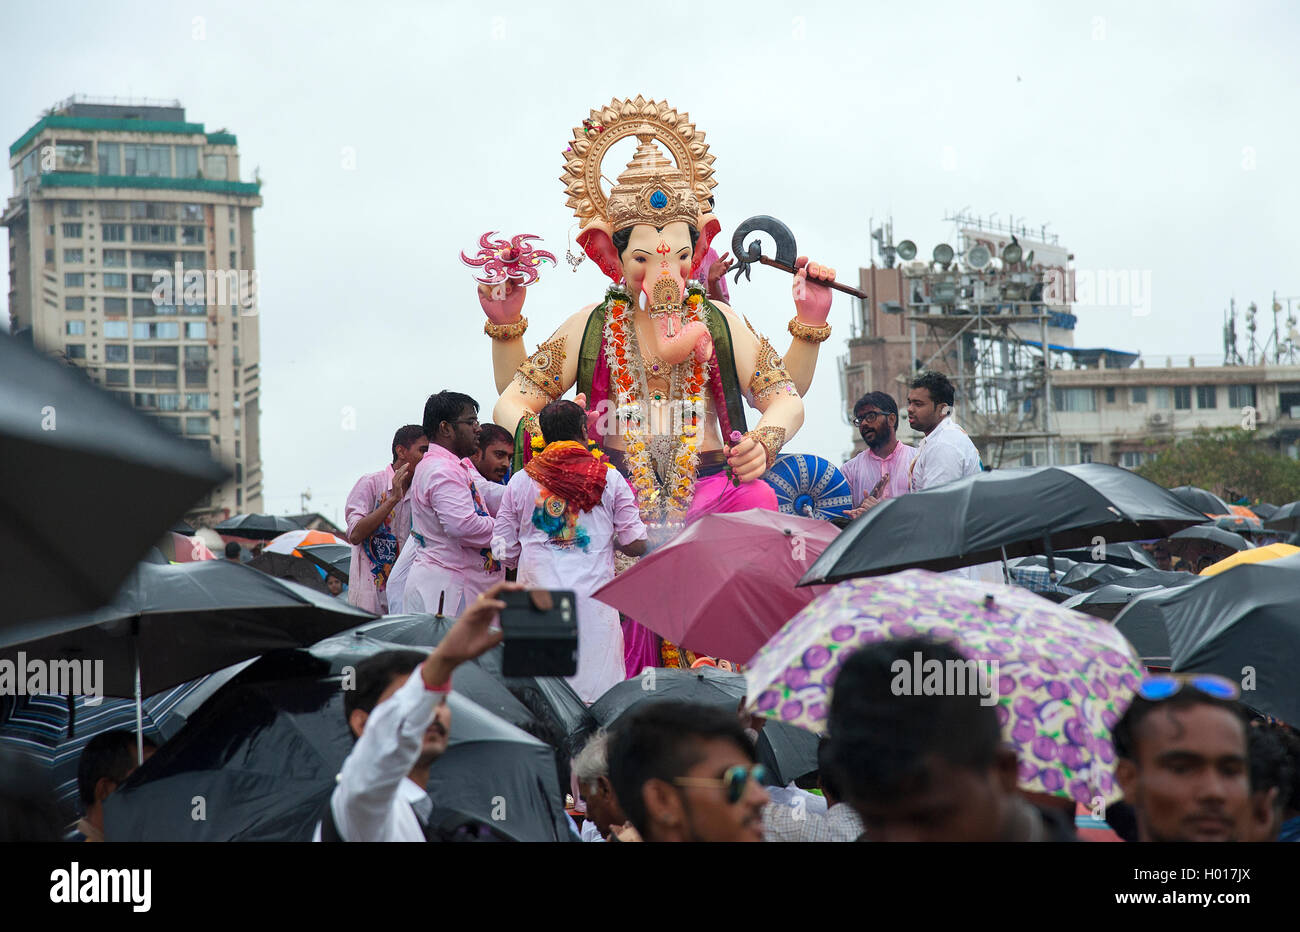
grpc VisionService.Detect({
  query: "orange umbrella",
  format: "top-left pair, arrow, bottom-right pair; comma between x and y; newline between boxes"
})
1199,543 -> 1300,576
264,528 -> 348,556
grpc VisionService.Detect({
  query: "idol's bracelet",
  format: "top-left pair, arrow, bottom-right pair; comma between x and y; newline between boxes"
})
746,425 -> 787,471
485,317 -> 529,341
788,317 -> 832,344
519,409 -> 542,441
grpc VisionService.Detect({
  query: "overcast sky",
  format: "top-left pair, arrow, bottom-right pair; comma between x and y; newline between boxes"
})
4,1 -> 1298,525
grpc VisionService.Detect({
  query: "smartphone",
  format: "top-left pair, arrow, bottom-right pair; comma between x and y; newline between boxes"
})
499,589 -> 579,677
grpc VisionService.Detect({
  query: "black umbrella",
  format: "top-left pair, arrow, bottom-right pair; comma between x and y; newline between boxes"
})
1059,561 -> 1135,592
104,651 -> 569,841
754,718 -> 822,787
1057,541 -> 1158,571
1169,486 -> 1232,517
1160,552 -> 1300,723
350,614 -> 596,757
1167,524 -> 1252,553
169,520 -> 196,536
1060,571 -> 1198,622
0,334 -> 227,624
801,464 -> 1209,585
1252,503 -> 1279,520
248,550 -> 332,593
299,543 -> 351,583
213,513 -> 304,540
1112,586 -> 1188,664
1264,502 -> 1300,533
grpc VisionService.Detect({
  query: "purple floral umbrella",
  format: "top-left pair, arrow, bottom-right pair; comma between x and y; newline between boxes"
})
744,569 -> 1143,804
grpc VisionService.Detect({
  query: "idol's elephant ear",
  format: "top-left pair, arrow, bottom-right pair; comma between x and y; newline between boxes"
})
690,214 -> 722,279
577,223 -> 622,282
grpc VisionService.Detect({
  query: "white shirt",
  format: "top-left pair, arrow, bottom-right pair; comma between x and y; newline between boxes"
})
313,667 -> 438,842
911,416 -> 999,583
491,466 -> 646,702
763,799 -> 865,843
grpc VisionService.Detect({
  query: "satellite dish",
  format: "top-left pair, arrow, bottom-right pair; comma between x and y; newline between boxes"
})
897,240 -> 917,261
933,243 -> 954,267
965,244 -> 992,270
1002,240 -> 1023,265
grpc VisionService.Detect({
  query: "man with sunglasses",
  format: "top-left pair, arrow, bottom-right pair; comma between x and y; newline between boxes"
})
607,702 -> 768,842
1113,674 -> 1252,843
841,391 -> 915,519
405,391 -> 506,617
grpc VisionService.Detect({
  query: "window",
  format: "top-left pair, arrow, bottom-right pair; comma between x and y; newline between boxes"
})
1174,386 -> 1192,410
136,370 -> 156,387
1154,387 -> 1171,409
20,148 -> 39,181
103,297 -> 127,315
186,368 -> 208,387
1228,385 -> 1256,408
105,369 -> 129,386
205,155 -> 228,180
155,370 -> 178,387
61,201 -> 82,217
98,143 -> 122,175
103,272 -> 127,290
229,251 -> 236,268
154,346 -> 178,365
133,322 -> 180,340
133,322 -> 150,340
55,142 -> 92,171
156,322 -> 179,339
65,344 -> 86,359
154,416 -> 181,434
123,145 -> 171,177
63,249 -> 83,263
1104,387 -> 1116,404
133,393 -> 156,409
185,416 -> 210,435
181,251 -> 205,270
132,224 -> 176,244
103,320 -> 129,339
1078,443 -> 1095,464
185,393 -> 210,410
64,272 -> 84,287
181,204 -> 204,221
1051,388 -> 1097,412
174,146 -> 199,178
103,248 -> 126,267
132,298 -> 155,316
1119,451 -> 1150,469
62,223 -> 82,237
65,296 -> 84,311
131,202 -> 177,220
105,344 -> 128,363
184,345 -> 208,364
132,273 -> 156,292
44,249 -> 54,264
186,321 -> 207,339
228,228 -> 235,245
181,226 -> 204,245
99,202 -> 127,220
233,414 -> 241,435
102,224 -> 126,242
66,320 -> 85,335
1196,385 -> 1217,409
157,394 -> 181,411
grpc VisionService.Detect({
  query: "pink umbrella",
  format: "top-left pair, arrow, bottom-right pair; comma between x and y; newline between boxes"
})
161,531 -> 217,563
593,509 -> 839,663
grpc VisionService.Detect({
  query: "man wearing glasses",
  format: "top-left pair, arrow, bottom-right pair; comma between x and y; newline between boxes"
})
608,702 -> 768,842
1114,674 -> 1253,842
842,392 -> 916,518
405,391 -> 505,617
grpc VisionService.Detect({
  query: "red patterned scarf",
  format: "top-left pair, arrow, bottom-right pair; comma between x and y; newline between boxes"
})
524,440 -> 609,513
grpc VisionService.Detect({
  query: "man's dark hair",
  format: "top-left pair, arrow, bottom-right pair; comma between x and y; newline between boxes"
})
1248,722 -> 1296,816
224,540 -> 241,559
827,638 -> 999,806
77,730 -> 157,808
607,701 -> 755,836
344,650 -> 427,724
816,736 -> 844,802
391,424 -> 426,463
478,423 -> 513,450
539,400 -> 587,444
909,370 -> 955,407
422,391 -> 478,439
853,391 -> 899,421
611,225 -> 700,263
1112,689 -> 1248,762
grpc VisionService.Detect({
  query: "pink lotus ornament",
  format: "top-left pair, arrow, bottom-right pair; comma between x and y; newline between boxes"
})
460,232 -> 556,287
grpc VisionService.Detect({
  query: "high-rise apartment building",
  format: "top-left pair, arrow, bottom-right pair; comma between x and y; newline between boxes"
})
3,96 -> 263,520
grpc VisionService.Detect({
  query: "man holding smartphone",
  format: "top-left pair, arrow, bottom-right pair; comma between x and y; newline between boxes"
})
841,391 -> 915,519
316,580 -> 522,842
491,400 -> 647,702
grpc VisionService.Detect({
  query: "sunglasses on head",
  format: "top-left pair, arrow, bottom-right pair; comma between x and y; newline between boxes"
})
1137,673 -> 1240,702
673,764 -> 769,804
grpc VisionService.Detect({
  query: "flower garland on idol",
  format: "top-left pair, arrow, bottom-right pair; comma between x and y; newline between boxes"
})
603,284 -> 710,523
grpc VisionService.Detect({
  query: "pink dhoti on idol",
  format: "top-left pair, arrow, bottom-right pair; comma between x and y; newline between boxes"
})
478,97 -> 837,676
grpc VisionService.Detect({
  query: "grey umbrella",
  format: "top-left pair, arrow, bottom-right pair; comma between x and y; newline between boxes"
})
0,334 -> 226,623
1060,570 -> 1199,622
1264,502 -> 1300,533
214,513 -> 304,540
801,464 -> 1209,584
298,543 -> 351,583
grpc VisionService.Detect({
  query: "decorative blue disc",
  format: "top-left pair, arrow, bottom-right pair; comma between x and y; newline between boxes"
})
762,454 -> 853,521
650,189 -> 668,209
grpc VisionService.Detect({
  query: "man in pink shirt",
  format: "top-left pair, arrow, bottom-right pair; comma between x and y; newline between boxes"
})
345,425 -> 428,614
841,392 -> 916,519
405,391 -> 506,617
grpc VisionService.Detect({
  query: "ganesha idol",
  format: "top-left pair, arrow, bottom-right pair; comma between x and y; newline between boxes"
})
481,97 -> 838,540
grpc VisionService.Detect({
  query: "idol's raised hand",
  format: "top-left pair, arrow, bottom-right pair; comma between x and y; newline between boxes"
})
792,255 -> 835,325
478,280 -> 527,325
